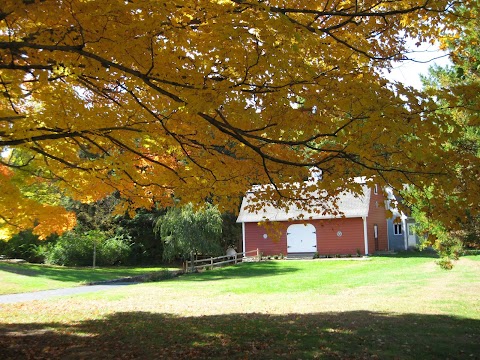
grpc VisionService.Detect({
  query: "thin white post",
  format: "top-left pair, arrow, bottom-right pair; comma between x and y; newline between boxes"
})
242,222 -> 246,256
362,216 -> 369,255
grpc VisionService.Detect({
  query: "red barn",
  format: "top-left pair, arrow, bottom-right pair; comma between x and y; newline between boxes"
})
237,183 -> 387,257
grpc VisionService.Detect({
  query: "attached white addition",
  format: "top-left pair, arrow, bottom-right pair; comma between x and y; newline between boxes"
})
286,223 -> 317,253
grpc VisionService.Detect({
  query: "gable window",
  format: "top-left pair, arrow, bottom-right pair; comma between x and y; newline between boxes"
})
393,224 -> 402,235
374,184 -> 378,194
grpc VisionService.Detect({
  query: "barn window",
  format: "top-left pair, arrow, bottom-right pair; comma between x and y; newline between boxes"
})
393,224 -> 402,235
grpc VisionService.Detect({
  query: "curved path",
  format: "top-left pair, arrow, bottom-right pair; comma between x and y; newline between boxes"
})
0,282 -> 137,304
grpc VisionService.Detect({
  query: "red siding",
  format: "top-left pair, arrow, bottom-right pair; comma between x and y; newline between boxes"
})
316,218 -> 365,255
244,218 -> 366,256
244,222 -> 287,255
365,185 -> 388,252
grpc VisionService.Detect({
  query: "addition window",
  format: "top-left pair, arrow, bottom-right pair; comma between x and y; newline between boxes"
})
393,224 -> 402,235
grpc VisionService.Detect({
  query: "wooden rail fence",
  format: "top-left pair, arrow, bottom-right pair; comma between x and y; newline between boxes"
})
184,249 -> 260,273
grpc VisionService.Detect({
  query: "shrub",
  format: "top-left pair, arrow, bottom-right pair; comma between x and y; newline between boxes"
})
436,257 -> 454,270
45,232 -> 93,266
44,230 -> 131,266
0,230 -> 56,263
97,234 -> 131,265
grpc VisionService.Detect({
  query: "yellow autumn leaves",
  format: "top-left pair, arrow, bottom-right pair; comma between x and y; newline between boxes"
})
0,0 -> 477,238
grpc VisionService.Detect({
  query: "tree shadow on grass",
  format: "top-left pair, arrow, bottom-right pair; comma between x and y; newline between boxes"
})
0,263 -> 87,283
0,262 -> 172,284
181,261 -> 300,281
1,311 -> 478,359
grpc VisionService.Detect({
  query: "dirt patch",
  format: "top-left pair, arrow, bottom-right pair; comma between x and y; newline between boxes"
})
0,259 -> 27,264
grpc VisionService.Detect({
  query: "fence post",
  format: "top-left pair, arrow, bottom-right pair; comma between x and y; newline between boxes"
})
257,248 -> 260,262
210,256 -> 213,270
191,252 -> 195,272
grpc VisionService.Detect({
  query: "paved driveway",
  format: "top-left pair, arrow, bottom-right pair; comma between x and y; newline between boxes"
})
0,282 -> 137,304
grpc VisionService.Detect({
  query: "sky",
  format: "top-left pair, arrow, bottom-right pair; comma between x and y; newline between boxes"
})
385,41 -> 451,89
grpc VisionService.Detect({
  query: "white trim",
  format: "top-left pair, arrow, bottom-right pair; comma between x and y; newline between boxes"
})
363,216 -> 369,255
402,218 -> 408,250
242,222 -> 246,254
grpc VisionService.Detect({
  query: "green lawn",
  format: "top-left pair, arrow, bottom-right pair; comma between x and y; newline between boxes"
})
0,254 -> 479,359
0,262 -> 175,294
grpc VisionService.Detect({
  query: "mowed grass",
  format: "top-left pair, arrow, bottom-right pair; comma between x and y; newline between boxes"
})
0,262 -> 174,294
1,254 -> 479,359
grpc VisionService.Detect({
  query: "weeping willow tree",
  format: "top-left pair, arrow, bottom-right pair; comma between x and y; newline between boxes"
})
154,203 -> 223,261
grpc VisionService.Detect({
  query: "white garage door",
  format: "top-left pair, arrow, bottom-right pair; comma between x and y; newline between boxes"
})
287,223 -> 317,253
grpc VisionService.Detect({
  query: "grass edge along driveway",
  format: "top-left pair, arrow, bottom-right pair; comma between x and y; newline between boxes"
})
0,262 -> 175,294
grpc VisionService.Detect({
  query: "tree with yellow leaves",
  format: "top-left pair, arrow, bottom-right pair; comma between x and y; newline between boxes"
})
0,0 -> 477,240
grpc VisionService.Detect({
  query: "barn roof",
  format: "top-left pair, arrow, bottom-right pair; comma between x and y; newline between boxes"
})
236,183 -> 371,223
